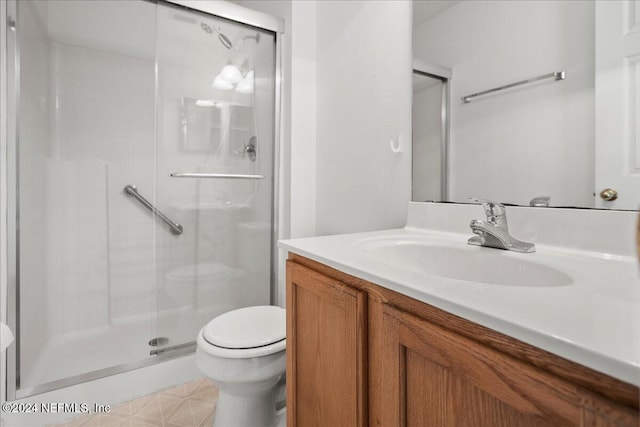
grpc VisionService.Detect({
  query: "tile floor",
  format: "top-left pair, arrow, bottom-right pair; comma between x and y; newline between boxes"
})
53,378 -> 218,427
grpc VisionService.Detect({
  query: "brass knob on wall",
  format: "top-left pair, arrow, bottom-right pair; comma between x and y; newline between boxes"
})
599,188 -> 618,201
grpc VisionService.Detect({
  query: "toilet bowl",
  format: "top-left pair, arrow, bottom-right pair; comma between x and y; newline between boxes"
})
196,305 -> 286,427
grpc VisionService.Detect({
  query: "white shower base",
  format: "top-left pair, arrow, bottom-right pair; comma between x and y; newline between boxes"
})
20,262 -> 261,391
19,305 -> 222,392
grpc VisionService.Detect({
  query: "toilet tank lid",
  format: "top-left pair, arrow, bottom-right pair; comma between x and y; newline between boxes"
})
203,306 -> 286,349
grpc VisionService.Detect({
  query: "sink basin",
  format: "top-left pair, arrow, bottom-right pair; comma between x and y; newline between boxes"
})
358,238 -> 572,287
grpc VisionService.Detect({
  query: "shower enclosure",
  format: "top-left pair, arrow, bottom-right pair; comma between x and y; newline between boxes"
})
4,0 -> 281,398
412,63 -> 450,202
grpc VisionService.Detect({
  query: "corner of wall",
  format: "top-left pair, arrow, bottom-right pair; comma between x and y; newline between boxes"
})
290,0 -> 317,239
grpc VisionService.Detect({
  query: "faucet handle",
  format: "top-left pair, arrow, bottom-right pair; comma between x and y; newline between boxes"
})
470,198 -> 508,227
470,198 -> 506,215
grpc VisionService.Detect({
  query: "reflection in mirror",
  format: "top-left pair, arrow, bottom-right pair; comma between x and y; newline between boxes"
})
180,98 -> 255,156
412,66 -> 449,202
412,0 -> 640,210
229,104 -> 255,159
181,98 -> 222,151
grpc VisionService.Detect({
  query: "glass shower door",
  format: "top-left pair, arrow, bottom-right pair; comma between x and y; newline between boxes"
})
9,0 -> 278,398
12,0 -> 159,395
152,3 -> 277,353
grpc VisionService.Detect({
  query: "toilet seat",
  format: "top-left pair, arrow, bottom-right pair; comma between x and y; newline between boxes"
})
200,306 -> 286,359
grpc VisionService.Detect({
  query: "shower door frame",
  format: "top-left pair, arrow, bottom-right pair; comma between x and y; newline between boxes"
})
3,0 -> 284,400
412,58 -> 452,201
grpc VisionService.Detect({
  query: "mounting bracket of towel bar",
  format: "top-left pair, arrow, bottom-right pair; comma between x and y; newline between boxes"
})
461,71 -> 565,103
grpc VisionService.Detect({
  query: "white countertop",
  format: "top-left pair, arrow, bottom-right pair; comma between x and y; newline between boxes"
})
279,225 -> 640,387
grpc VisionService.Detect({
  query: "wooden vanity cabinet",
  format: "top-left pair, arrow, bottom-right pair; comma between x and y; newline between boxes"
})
286,255 -> 639,427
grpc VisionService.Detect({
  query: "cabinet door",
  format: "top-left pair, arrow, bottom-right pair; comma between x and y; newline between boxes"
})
286,261 -> 366,427
380,304 -> 637,427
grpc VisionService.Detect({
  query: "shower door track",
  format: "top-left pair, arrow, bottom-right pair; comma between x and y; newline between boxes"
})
4,0 -> 284,400
14,343 -> 196,400
149,341 -> 196,356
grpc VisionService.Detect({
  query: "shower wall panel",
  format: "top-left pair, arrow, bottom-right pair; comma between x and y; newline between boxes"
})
50,42 -> 156,326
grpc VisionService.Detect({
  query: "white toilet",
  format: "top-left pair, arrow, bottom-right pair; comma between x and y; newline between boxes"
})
196,305 -> 286,427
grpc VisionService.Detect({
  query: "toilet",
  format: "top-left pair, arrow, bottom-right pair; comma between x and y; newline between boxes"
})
196,305 -> 286,427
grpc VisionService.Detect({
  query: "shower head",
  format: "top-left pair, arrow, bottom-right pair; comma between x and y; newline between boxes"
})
200,22 -> 233,49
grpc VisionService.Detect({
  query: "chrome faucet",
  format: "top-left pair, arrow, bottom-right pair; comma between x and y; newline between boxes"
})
468,198 -> 535,253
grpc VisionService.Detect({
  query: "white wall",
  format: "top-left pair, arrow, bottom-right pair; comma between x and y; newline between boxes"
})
315,0 -> 412,235
238,2 -> 414,237
234,0 -> 319,240
289,1 -> 316,239
414,0 -> 594,208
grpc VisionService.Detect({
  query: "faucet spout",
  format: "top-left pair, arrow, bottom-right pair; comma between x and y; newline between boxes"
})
468,220 -> 535,253
468,199 -> 535,253
469,219 -> 508,247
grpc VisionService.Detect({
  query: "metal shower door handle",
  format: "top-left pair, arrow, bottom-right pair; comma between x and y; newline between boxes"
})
123,185 -> 183,235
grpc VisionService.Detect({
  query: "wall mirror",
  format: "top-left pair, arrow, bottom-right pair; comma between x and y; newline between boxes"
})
412,0 -> 639,211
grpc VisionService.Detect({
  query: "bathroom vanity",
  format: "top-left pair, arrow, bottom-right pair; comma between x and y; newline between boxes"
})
280,203 -> 640,426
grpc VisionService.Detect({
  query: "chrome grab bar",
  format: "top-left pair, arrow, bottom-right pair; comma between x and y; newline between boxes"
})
123,185 -> 183,236
170,173 -> 265,180
461,70 -> 565,103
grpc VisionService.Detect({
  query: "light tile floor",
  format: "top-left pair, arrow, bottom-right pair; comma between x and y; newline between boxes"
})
53,378 -> 218,427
